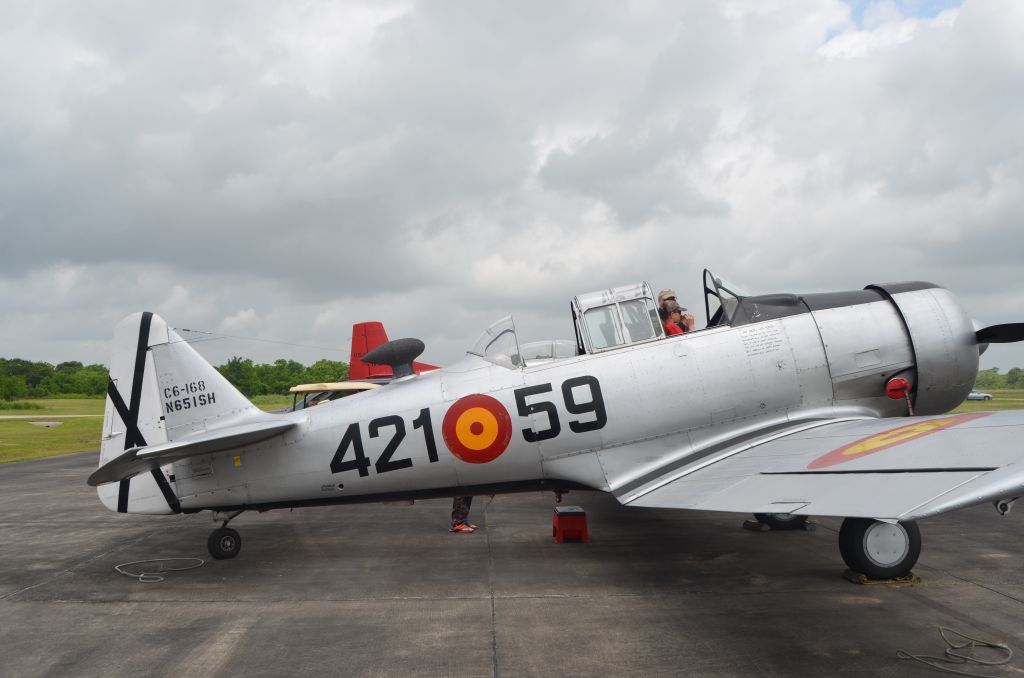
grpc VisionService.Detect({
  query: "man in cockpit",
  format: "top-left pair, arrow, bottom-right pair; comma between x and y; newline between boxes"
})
661,300 -> 685,336
658,289 -> 694,333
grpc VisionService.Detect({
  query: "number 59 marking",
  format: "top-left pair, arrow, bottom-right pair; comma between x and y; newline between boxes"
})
514,376 -> 606,443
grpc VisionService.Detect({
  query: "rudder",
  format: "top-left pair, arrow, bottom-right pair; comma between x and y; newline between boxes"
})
98,312 -> 264,514
99,312 -> 175,514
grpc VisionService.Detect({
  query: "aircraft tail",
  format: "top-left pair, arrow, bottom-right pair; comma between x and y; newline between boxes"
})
349,321 -> 393,380
98,312 -> 266,514
348,321 -> 440,380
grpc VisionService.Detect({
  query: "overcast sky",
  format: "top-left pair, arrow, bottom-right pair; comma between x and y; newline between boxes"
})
1,0 -> 1021,372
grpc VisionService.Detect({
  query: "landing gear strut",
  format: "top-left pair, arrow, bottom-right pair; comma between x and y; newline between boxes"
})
208,510 -> 244,560
753,513 -> 808,530
839,517 -> 920,579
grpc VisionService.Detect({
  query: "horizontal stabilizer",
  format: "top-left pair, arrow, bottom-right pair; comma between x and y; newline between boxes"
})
88,419 -> 294,487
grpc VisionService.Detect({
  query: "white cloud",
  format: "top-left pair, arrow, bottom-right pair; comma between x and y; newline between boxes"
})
220,308 -> 260,332
819,5 -> 958,60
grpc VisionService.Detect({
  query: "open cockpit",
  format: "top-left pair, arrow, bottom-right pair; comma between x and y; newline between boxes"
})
467,269 -> 750,368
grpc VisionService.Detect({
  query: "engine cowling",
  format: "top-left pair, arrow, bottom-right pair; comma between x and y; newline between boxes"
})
867,283 -> 978,415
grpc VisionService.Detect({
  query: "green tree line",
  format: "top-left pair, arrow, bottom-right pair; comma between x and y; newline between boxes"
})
215,357 -> 349,396
0,357 -> 349,400
973,367 -> 1024,390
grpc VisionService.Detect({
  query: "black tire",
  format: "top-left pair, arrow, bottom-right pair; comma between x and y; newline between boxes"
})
984,396 -> 992,401
753,513 -> 808,530
838,518 -> 920,579
208,527 -> 242,560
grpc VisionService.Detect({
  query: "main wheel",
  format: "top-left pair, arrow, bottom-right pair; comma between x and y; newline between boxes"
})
753,513 -> 808,530
208,527 -> 242,560
838,518 -> 920,579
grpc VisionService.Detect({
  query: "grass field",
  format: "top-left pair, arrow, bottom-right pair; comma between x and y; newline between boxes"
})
0,418 -> 102,464
249,394 -> 293,409
0,395 -> 294,464
951,389 -> 1024,413
0,398 -> 105,417
1,391 -> 1021,465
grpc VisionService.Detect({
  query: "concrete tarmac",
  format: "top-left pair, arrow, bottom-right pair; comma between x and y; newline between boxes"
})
2,451 -> 1023,678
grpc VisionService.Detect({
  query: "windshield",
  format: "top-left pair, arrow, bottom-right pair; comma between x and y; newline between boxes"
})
468,315 -> 522,369
704,270 -> 748,327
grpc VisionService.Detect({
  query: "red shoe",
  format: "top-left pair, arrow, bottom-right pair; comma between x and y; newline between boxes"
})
449,523 -> 476,533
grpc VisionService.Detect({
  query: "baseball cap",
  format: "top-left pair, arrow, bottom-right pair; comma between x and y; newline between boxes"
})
658,288 -> 677,302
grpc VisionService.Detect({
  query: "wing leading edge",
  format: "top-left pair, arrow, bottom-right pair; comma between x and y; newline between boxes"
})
620,410 -> 1024,522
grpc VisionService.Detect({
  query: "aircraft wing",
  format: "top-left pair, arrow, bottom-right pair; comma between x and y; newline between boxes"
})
88,419 -> 295,487
616,411 -> 1024,521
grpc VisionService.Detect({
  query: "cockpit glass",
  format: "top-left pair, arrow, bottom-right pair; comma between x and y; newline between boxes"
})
584,305 -> 623,350
719,286 -> 740,322
468,315 -> 522,369
619,298 -> 657,341
520,340 -> 577,361
704,270 -> 748,327
714,276 -> 748,298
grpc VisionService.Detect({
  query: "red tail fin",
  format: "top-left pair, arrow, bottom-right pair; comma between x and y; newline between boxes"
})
349,322 -> 392,380
349,321 -> 439,380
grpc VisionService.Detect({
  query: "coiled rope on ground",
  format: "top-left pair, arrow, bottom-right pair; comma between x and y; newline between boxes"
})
897,626 -> 1013,677
114,558 -> 205,583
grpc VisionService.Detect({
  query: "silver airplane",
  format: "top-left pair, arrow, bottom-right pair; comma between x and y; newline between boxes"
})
89,270 -> 1024,579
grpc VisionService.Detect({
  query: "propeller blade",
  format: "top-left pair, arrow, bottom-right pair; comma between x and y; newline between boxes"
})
976,323 -> 1024,344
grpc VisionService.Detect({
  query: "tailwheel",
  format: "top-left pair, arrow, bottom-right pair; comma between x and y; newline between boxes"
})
208,527 -> 242,560
838,518 -> 920,579
753,513 -> 808,530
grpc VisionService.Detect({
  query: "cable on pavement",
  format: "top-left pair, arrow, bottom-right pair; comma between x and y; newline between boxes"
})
897,626 -> 1013,677
114,558 -> 205,583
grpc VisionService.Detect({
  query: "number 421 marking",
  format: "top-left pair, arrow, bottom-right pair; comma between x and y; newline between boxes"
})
330,408 -> 437,477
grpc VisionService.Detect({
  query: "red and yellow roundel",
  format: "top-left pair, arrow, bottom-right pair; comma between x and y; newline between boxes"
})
808,412 -> 991,469
442,394 -> 513,464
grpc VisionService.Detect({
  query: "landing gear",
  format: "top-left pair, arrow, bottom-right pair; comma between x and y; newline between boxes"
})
208,527 -> 241,560
838,518 -> 920,579
753,513 -> 808,530
207,510 -> 244,560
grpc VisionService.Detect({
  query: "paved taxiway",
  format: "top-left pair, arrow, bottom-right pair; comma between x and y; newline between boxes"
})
2,451 -> 1023,677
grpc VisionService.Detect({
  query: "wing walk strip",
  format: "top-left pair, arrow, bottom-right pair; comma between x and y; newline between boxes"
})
615,417 -> 869,505
106,312 -> 179,514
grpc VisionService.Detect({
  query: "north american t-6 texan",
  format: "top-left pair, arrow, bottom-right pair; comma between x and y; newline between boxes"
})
89,270 -> 1024,579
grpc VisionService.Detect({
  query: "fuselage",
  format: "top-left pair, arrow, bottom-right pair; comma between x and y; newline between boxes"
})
169,283 -> 978,512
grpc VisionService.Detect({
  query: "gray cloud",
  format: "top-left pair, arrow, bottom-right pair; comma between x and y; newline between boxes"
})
1,0 -> 1022,372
